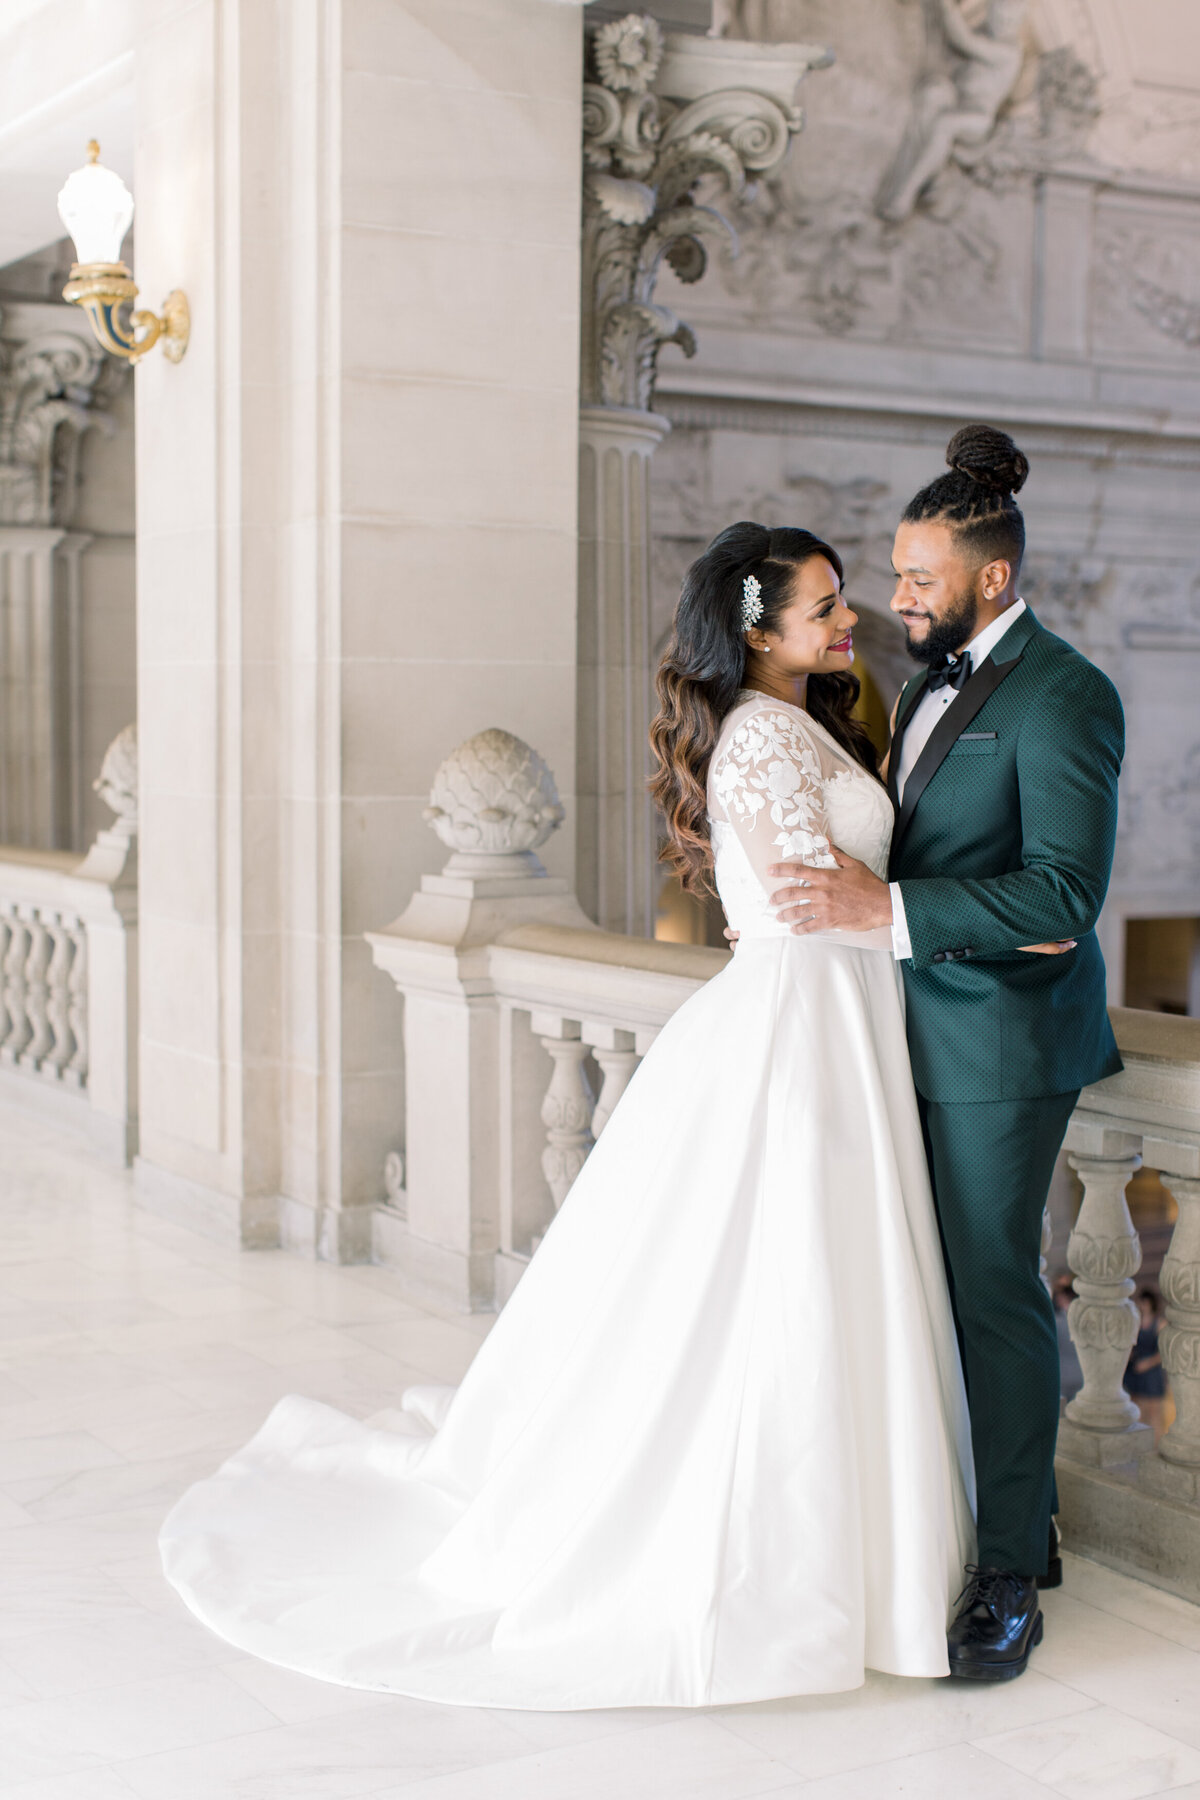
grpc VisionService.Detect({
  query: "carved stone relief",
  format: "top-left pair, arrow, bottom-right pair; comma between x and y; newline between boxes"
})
1021,556 -> 1110,651
876,0 -> 1030,226
581,13 -> 828,410
0,310 -> 115,528
1114,738 -> 1200,890
1095,226 -> 1200,358
654,0 -> 1093,354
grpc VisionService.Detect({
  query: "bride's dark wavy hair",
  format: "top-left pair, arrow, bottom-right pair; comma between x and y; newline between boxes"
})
649,521 -> 879,896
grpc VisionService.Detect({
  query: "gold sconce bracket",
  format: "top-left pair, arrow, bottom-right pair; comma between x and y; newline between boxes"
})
62,262 -> 190,364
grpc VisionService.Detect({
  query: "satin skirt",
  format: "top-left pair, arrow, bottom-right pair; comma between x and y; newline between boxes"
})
160,935 -> 976,1710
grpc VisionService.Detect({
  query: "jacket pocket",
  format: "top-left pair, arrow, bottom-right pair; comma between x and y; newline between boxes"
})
947,735 -> 999,757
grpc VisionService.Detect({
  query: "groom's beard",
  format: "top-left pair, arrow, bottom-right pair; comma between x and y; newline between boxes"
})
902,584 -> 980,665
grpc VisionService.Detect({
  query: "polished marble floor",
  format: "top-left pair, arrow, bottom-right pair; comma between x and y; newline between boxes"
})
2,1096 -> 1200,1800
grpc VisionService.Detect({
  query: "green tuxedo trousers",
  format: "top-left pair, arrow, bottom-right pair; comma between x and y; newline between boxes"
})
917,1088 -> 1079,1577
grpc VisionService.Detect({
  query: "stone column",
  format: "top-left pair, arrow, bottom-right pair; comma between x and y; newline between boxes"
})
0,312 -> 107,849
575,15 -> 830,934
130,0 -> 586,1258
577,406 -> 669,938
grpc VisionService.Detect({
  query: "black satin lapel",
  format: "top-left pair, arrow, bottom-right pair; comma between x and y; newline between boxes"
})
892,651 -> 1020,851
887,672 -> 928,814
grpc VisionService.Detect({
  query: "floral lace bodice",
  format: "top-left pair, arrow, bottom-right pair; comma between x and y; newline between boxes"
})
707,693 -> 895,947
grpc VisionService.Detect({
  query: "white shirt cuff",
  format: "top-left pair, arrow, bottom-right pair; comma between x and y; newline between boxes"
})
889,882 -> 913,962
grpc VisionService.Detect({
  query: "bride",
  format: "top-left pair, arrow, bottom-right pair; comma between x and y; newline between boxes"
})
160,522 -> 976,1710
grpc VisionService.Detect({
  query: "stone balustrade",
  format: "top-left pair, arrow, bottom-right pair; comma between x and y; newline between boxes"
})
369,730 -> 1200,1599
1054,1008 -> 1200,1600
0,822 -> 137,1162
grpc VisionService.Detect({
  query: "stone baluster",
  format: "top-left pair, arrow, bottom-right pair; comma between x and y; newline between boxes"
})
1040,1202 -> 1053,1298
585,1024 -> 640,1139
42,913 -> 76,1079
536,1018 -> 595,1210
1064,1152 -> 1144,1431
1158,1174 -> 1200,1467
1,911 -> 32,1065
19,914 -> 54,1071
65,921 -> 88,1087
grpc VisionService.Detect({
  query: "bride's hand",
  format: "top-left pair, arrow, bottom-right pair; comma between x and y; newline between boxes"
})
1018,940 -> 1077,954
724,927 -> 740,946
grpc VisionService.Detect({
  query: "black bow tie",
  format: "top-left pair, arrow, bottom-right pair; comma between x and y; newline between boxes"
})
926,651 -> 973,694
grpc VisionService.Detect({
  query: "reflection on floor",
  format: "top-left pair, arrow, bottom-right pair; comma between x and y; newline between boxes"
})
2,1098 -> 1200,1799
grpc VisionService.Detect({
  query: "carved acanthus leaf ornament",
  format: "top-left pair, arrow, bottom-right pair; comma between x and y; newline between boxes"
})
581,14 -> 830,410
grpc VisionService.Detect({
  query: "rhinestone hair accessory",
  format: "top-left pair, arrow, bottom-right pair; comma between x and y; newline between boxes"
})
741,574 -> 763,630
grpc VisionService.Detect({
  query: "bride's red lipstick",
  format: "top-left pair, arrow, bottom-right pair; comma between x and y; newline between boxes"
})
829,633 -> 853,653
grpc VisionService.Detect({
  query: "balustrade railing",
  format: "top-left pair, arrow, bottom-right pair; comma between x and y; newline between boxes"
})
486,925 -> 721,1296
0,890 -> 88,1082
0,835 -> 137,1161
1057,1010 -> 1200,1486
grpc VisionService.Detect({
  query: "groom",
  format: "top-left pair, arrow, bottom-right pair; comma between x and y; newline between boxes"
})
769,425 -> 1124,1681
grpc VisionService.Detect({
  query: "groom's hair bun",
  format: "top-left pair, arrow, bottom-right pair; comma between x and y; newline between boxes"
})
901,421 -> 1029,573
945,423 -> 1029,497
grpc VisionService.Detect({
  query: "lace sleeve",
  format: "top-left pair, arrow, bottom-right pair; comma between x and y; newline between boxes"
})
710,706 -> 837,902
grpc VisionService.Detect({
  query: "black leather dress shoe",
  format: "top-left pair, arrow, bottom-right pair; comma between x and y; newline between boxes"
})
947,1566 -> 1043,1681
1038,1517 -> 1063,1591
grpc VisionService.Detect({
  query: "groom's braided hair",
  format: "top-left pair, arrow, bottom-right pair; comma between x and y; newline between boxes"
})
902,423 -> 1029,573
649,522 -> 879,897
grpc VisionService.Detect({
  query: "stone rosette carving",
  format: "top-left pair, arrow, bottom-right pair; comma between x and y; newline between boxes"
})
581,12 -> 831,410
423,729 -> 565,859
0,312 -> 113,527
93,723 -> 138,836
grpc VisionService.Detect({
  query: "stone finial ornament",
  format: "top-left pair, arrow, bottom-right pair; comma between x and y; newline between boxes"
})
423,729 -> 565,859
93,722 -> 138,835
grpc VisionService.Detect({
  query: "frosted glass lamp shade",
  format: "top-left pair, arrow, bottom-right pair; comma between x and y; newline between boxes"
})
57,146 -> 134,266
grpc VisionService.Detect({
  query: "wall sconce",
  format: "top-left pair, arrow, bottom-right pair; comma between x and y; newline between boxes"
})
56,141 -> 189,364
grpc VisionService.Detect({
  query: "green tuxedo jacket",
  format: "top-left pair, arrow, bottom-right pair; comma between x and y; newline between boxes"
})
887,606 -> 1124,1104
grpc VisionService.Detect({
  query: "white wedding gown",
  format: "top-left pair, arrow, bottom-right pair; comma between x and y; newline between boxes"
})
160,692 -> 975,1710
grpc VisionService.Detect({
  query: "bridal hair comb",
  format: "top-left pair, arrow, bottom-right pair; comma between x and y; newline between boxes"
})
741,573 -> 763,630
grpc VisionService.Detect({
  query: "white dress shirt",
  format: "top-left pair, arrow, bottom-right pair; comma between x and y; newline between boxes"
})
888,599 -> 1026,961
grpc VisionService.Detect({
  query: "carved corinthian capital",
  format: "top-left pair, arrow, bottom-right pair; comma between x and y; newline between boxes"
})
581,15 -> 832,411
0,309 -> 112,527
